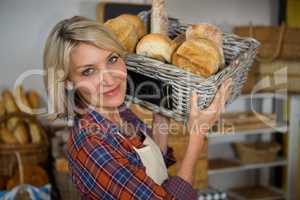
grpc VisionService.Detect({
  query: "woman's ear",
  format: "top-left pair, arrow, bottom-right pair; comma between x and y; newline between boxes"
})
65,80 -> 74,90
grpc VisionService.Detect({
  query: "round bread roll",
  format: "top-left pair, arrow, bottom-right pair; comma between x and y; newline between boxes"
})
172,39 -> 221,77
118,14 -> 146,39
105,17 -> 139,53
136,33 -> 176,62
186,24 -> 225,65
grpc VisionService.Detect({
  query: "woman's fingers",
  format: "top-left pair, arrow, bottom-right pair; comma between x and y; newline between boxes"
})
189,90 -> 199,117
203,78 -> 232,114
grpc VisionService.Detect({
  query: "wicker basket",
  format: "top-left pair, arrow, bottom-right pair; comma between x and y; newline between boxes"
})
125,11 -> 260,122
233,142 -> 281,164
0,113 -> 49,177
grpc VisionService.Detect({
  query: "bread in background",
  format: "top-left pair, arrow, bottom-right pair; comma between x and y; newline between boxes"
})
136,33 -> 176,63
15,85 -> 32,114
27,90 -> 42,114
13,121 -> 29,144
28,121 -> 42,144
6,165 -> 48,190
2,90 -> 19,113
0,127 -> 18,144
0,100 -> 5,117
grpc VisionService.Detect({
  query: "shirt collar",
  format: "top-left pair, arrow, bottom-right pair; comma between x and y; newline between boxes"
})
74,94 -> 149,137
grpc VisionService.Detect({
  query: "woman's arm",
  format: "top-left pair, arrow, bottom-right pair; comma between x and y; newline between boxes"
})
177,78 -> 232,184
68,131 -> 197,200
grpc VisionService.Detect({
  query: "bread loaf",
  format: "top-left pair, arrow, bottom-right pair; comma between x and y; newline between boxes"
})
136,33 -> 176,62
186,24 -> 225,65
172,39 -> 221,77
0,127 -> 18,144
7,165 -> 48,190
105,14 -> 145,53
2,90 -> 19,113
0,100 -> 5,117
55,158 -> 69,172
117,14 -> 146,39
151,0 -> 168,35
28,121 -> 42,144
13,121 -> 29,144
27,90 -> 41,110
15,85 -> 32,114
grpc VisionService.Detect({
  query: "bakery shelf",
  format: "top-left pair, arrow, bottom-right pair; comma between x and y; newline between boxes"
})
208,158 -> 287,175
227,185 -> 285,200
208,124 -> 288,145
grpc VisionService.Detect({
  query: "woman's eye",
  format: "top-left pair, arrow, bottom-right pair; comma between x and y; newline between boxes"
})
108,55 -> 119,64
81,68 -> 95,76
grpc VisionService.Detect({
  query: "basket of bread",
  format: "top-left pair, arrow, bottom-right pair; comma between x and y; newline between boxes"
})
0,86 -> 49,177
104,0 -> 260,121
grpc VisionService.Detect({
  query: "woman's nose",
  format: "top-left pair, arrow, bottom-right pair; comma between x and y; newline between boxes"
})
102,70 -> 115,86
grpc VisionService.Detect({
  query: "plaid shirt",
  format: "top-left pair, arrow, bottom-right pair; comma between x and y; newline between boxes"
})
67,103 -> 197,200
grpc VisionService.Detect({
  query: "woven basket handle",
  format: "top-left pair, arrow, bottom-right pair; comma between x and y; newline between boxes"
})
14,151 -> 24,184
249,23 -> 286,63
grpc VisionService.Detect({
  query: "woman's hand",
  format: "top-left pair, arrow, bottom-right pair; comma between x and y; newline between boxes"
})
188,78 -> 232,139
177,78 -> 232,184
152,113 -> 169,154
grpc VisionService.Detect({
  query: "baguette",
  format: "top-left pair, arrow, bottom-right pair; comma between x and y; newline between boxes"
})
15,85 -> 32,114
0,127 -> 18,144
2,90 -> 19,113
28,121 -> 42,144
27,90 -> 41,109
151,0 -> 168,35
13,121 -> 29,144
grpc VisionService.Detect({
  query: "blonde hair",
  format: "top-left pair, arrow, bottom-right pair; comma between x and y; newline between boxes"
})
43,16 -> 126,119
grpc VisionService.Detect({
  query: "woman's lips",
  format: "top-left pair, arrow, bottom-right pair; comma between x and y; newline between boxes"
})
103,85 -> 121,97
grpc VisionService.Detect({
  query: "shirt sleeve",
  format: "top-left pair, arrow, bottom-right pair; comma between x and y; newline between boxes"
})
68,132 -> 197,200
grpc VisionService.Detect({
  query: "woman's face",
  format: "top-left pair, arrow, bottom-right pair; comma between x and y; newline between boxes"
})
69,43 -> 127,110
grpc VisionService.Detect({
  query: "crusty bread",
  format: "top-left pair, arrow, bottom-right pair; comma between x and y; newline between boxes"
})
55,158 -> 69,173
28,121 -> 42,144
151,0 -> 169,35
13,121 -> 29,144
105,17 -> 139,53
0,127 -> 18,144
2,90 -> 19,113
7,165 -> 48,190
118,14 -> 146,39
186,24 -> 224,65
172,39 -> 221,77
15,85 -> 32,114
0,100 -> 5,117
136,33 -> 176,62
27,90 -> 41,109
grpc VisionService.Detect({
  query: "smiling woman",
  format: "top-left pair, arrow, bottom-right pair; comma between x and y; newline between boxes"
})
43,15 -> 231,200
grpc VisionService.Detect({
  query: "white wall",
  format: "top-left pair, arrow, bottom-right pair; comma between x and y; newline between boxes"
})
0,0 -> 277,95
